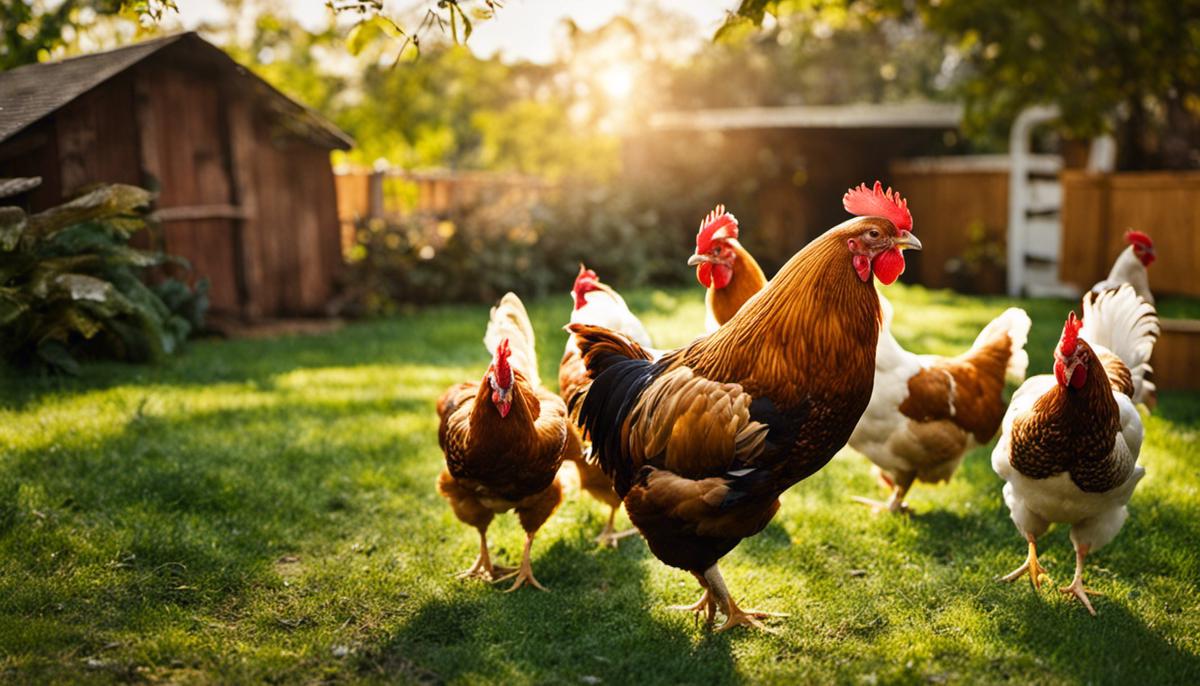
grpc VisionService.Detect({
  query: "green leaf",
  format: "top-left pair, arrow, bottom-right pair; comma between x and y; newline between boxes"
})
0,206 -> 25,251
35,339 -> 80,375
0,287 -> 29,326
27,184 -> 154,237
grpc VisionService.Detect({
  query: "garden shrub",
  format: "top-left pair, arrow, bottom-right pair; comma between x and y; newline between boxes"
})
340,179 -> 722,313
0,182 -> 209,373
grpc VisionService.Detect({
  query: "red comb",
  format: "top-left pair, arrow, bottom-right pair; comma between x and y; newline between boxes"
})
843,181 -> 913,232
1125,230 -> 1153,250
695,205 -> 739,253
494,338 -> 513,388
573,263 -> 599,292
1059,312 -> 1082,356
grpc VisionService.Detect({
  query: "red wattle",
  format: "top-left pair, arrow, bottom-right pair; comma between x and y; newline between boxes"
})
873,248 -> 906,285
697,262 -> 713,288
711,264 -> 733,289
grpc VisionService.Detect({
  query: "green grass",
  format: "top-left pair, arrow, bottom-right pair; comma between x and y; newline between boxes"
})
1,284 -> 1198,685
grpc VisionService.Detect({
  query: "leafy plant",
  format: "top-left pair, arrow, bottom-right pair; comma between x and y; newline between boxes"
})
340,181 -> 687,313
0,182 -> 208,374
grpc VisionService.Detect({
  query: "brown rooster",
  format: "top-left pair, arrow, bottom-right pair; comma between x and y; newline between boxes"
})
686,205 -> 768,332
570,182 -> 922,630
437,293 -> 568,592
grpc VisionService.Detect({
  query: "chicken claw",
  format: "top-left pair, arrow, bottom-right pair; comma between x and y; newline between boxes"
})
852,472 -> 913,515
499,533 -> 548,592
668,590 -> 717,626
999,538 -> 1050,590
703,564 -> 786,633
1059,544 -> 1100,616
455,555 -> 515,582
596,526 -> 639,548
850,495 -> 910,515
716,602 -> 789,633
454,532 -> 515,582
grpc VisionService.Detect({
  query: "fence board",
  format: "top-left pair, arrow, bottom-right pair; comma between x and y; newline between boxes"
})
888,165 -> 1009,291
1060,171 -> 1200,297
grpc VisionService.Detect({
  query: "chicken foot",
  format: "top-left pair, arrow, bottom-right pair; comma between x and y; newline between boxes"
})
455,529 -> 515,581
852,471 -> 914,514
1059,544 -> 1102,616
703,564 -> 787,633
596,506 -> 639,548
667,572 -> 717,627
999,536 -> 1050,590
496,532 -> 548,592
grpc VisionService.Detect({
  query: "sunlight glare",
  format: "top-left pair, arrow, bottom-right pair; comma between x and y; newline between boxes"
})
598,64 -> 636,100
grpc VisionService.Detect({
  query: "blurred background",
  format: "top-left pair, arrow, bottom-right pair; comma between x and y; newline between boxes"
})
1,0 -> 1198,320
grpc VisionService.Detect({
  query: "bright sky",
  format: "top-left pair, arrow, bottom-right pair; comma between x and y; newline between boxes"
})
175,0 -> 737,63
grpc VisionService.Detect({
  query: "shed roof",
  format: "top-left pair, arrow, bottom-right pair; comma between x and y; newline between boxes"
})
648,102 -> 962,132
0,32 -> 352,150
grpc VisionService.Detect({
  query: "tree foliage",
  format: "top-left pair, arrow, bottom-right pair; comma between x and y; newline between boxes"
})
728,0 -> 1200,169
0,0 -> 177,70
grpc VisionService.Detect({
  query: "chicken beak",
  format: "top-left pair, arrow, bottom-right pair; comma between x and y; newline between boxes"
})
895,231 -> 922,251
688,253 -> 714,266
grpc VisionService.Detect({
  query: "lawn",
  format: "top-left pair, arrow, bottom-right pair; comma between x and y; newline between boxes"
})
1,284 -> 1198,685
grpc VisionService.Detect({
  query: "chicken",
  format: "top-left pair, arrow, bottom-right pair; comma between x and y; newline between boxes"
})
992,285 -> 1158,615
849,295 -> 1031,513
1089,230 -> 1157,408
686,205 -> 768,332
437,292 -> 568,591
569,182 -> 922,631
558,265 -> 652,547
1090,230 -> 1155,305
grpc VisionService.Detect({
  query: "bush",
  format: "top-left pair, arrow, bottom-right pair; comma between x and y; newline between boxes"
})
0,182 -> 209,373
341,181 -> 692,313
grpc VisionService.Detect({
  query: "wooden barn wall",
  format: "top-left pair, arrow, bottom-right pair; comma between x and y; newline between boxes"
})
234,104 -> 341,316
888,167 -> 1009,290
0,119 -> 63,210
54,73 -> 143,195
1060,171 -> 1200,297
133,64 -> 241,314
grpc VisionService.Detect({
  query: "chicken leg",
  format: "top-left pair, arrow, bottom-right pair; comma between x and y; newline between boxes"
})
999,535 -> 1050,590
852,471 -> 915,514
596,506 -> 639,548
497,532 -> 548,592
455,528 -> 515,582
704,564 -> 787,632
1059,543 -> 1102,616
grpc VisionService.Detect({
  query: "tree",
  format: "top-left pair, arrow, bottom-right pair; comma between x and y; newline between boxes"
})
727,0 -> 1200,169
0,1 -> 178,70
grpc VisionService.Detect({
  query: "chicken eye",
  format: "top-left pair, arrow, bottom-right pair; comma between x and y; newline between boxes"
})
868,230 -> 880,239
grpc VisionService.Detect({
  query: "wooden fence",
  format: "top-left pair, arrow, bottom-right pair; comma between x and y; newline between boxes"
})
890,156 -> 1037,293
1060,171 -> 1200,297
334,168 -> 552,251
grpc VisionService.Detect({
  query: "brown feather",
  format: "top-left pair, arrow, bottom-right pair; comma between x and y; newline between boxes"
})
900,331 -> 1013,444
1009,340 -> 1126,492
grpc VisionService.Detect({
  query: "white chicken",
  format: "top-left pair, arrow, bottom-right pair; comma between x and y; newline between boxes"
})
849,295 -> 1031,512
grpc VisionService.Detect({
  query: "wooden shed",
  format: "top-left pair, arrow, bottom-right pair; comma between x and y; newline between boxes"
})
0,32 -> 353,319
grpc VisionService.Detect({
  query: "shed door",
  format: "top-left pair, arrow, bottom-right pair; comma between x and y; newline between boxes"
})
134,66 -> 242,315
